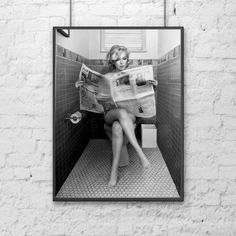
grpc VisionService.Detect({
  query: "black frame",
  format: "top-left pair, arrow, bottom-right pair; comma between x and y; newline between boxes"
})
53,26 -> 184,201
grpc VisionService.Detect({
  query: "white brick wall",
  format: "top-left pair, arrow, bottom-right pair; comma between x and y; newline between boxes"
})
1,0 -> 236,235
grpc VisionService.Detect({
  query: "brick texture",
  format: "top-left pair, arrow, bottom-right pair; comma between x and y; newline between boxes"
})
0,0 -> 236,235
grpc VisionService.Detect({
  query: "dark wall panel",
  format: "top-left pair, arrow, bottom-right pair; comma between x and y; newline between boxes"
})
55,45 -> 90,194
156,45 -> 182,195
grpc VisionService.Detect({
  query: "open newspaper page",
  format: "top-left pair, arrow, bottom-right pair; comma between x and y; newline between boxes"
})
110,65 -> 156,118
77,64 -> 116,113
77,64 -> 156,118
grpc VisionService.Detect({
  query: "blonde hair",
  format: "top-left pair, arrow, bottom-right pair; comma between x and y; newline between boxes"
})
106,45 -> 130,71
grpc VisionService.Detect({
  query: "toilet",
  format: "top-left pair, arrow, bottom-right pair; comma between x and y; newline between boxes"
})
104,123 -> 136,167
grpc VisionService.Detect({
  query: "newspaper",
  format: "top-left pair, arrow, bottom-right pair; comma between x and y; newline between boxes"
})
76,64 -> 157,118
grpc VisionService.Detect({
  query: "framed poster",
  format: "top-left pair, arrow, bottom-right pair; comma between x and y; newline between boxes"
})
53,26 -> 184,201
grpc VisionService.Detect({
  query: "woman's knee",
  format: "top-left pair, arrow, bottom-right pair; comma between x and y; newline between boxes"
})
118,109 -> 136,124
117,109 -> 130,121
128,113 -> 136,123
112,121 -> 123,137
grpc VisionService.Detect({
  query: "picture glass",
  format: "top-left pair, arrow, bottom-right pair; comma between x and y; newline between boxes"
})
53,27 -> 184,201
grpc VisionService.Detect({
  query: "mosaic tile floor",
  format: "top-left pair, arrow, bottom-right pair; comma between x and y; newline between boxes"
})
56,139 -> 179,199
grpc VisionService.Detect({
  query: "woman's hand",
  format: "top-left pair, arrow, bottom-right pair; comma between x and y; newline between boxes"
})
96,94 -> 111,103
147,80 -> 158,86
75,81 -> 84,88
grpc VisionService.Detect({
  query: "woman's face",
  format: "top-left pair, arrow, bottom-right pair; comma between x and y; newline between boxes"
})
112,51 -> 128,71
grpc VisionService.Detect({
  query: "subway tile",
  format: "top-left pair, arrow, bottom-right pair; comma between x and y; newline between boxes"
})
156,53 -> 182,195
138,59 -> 143,66
71,51 -> 77,61
152,59 -> 158,66
132,60 -> 138,67
55,49 -> 90,194
56,45 -> 64,57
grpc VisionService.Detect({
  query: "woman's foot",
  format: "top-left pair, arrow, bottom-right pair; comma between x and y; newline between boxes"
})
141,157 -> 150,169
108,170 -> 118,187
137,148 -> 150,169
108,178 -> 117,187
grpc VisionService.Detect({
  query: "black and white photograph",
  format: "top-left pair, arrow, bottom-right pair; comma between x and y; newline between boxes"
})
53,27 -> 184,201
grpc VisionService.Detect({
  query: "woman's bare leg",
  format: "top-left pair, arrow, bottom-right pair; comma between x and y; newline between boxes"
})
105,109 -> 150,168
108,121 -> 123,186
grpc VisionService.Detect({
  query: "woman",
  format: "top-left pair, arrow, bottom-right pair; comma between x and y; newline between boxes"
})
104,45 -> 150,187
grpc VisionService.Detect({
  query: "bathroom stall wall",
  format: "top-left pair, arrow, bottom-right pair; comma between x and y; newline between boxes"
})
158,30 -> 180,57
55,44 -> 91,194
57,30 -> 89,58
156,45 -> 182,195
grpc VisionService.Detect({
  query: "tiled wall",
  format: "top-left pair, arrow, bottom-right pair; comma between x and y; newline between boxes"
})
55,45 -> 91,194
156,45 -> 182,195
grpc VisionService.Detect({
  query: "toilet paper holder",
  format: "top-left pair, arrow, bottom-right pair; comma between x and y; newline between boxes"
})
65,111 -> 82,124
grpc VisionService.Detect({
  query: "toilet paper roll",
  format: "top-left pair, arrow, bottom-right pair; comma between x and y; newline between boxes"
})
69,111 -> 82,124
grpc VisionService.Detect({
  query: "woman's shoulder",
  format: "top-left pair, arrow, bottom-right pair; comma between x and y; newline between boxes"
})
103,71 -> 116,78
